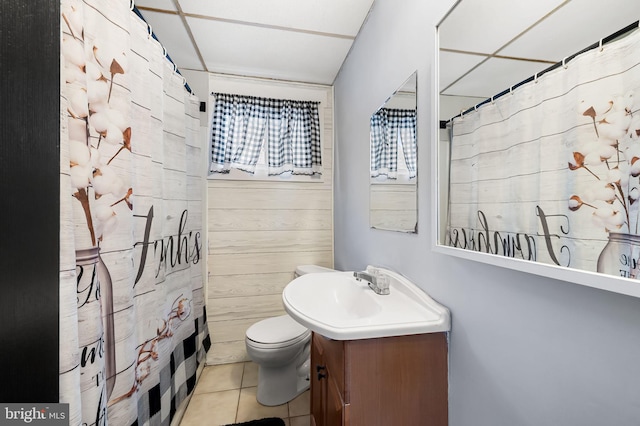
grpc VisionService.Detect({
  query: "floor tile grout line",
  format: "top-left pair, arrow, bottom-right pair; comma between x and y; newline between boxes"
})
235,362 -> 247,422
193,362 -> 310,425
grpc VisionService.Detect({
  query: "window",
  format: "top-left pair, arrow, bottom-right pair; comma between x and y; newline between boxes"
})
370,107 -> 417,181
209,93 -> 322,177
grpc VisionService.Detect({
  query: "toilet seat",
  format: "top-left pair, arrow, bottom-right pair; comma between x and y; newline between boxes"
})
246,315 -> 310,349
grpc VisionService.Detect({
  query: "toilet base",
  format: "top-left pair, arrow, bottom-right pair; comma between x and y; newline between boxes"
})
256,356 -> 310,406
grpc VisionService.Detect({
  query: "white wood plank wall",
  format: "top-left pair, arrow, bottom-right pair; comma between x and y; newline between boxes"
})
370,184 -> 417,232
206,75 -> 334,364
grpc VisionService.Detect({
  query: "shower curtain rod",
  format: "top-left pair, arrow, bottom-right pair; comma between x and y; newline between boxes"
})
440,19 -> 640,129
131,2 -> 193,95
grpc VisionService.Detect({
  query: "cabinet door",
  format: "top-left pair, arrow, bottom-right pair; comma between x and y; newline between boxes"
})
326,375 -> 344,426
312,333 -> 347,426
311,333 -> 325,426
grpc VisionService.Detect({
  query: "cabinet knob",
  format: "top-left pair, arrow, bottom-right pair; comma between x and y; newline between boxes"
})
316,365 -> 327,380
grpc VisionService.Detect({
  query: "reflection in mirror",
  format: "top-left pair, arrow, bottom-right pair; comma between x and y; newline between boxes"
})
437,0 -> 640,289
370,72 -> 417,232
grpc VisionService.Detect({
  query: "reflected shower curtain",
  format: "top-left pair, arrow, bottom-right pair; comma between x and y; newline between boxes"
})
446,24 -> 640,278
60,1 -> 210,425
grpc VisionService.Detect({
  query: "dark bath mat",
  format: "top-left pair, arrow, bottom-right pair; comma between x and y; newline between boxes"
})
224,418 -> 285,426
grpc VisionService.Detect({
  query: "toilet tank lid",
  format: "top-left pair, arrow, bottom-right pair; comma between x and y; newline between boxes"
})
246,315 -> 308,344
295,264 -> 335,275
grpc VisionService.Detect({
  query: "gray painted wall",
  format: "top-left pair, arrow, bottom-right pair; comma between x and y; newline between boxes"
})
332,1 -> 640,425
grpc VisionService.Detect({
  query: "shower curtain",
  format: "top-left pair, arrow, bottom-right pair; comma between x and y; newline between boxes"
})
60,1 -> 210,425
446,24 -> 640,278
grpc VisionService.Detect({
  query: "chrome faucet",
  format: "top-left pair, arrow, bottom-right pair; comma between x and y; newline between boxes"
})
353,270 -> 390,295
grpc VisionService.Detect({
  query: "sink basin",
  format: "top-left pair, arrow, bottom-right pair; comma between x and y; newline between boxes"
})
282,266 -> 450,340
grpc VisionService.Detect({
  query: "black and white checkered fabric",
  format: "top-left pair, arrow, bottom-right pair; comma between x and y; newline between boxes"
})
210,93 -> 322,175
134,308 -> 211,426
370,108 -> 417,178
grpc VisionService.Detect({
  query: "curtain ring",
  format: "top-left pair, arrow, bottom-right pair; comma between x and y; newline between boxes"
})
460,108 -> 465,118
147,24 -> 152,38
599,38 -> 604,52
130,0 -> 135,11
509,86 -> 514,95
534,73 -> 539,83
562,57 -> 568,69
173,62 -> 177,73
163,46 -> 167,58
491,96 -> 495,104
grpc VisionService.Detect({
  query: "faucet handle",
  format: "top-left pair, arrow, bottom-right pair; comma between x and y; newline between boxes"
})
372,269 -> 390,295
377,274 -> 390,294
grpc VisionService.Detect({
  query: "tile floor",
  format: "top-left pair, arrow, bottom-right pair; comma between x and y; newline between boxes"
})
180,361 -> 311,426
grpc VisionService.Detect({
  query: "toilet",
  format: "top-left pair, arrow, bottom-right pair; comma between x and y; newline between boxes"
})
245,264 -> 335,406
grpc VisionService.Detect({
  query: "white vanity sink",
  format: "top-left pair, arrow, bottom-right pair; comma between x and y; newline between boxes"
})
282,266 -> 450,340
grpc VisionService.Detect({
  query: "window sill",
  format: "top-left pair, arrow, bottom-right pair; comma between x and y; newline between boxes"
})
370,176 -> 417,185
208,167 -> 324,183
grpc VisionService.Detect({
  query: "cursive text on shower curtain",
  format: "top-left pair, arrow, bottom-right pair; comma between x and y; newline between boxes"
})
134,207 -> 202,286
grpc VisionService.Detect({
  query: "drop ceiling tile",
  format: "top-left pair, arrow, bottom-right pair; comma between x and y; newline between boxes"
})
178,0 -> 374,36
134,0 -> 176,12
188,17 -> 351,84
137,10 -> 204,71
500,0 -> 640,62
443,57 -> 550,98
439,50 -> 486,93
438,0 -> 565,54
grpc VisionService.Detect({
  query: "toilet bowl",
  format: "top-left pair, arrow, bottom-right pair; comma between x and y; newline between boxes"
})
245,264 -> 335,406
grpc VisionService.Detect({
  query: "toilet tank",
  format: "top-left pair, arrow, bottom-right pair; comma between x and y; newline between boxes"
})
294,264 -> 335,278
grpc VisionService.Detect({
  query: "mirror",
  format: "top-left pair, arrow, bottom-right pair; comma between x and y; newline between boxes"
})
370,72 -> 418,233
437,1 -> 562,245
436,0 -> 640,296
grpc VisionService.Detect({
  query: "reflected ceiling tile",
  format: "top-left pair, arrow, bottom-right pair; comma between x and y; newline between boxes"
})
444,57 -> 550,98
188,17 -> 351,84
178,0 -> 374,36
440,94 -> 487,121
439,0 -> 565,54
137,10 -> 204,71
439,51 -> 486,93
500,0 -> 640,62
135,0 -> 177,12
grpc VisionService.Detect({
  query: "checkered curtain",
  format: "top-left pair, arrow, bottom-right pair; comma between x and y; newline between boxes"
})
370,108 -> 417,179
210,93 -> 322,175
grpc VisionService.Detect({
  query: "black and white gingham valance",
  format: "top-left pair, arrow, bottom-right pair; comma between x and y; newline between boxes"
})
210,93 -> 322,176
370,108 -> 417,179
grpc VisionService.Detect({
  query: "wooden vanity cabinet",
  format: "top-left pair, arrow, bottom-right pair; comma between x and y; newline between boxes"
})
310,331 -> 448,426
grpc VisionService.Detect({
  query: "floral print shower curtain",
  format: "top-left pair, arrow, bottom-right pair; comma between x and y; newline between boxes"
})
60,1 -> 210,424
445,24 -> 640,280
